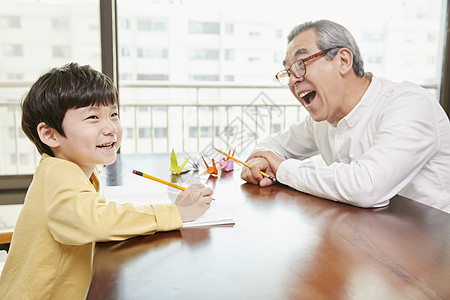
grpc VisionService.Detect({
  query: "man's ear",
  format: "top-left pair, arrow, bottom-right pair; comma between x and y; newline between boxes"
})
337,48 -> 353,75
37,122 -> 61,148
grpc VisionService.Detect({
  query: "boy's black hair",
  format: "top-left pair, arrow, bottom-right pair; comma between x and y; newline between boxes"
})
21,63 -> 118,156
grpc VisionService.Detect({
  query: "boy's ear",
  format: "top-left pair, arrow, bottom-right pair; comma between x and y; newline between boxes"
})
37,122 -> 61,148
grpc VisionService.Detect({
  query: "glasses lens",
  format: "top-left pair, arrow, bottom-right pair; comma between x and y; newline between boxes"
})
290,60 -> 305,78
276,71 -> 290,86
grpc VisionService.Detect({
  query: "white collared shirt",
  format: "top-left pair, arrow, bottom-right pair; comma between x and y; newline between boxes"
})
254,76 -> 450,213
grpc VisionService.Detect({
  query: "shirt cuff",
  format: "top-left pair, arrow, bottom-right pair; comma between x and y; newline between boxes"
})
152,203 -> 183,231
276,158 -> 304,187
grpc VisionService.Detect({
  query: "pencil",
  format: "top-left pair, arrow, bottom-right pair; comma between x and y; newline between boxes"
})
213,148 -> 275,181
132,170 -> 186,191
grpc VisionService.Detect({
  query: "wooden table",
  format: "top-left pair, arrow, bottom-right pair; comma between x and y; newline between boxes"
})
87,154 -> 450,299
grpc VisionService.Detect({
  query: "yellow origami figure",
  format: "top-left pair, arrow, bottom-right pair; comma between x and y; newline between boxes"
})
170,149 -> 189,174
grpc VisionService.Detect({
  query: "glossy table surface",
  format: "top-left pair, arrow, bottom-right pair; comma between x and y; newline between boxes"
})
87,154 -> 450,299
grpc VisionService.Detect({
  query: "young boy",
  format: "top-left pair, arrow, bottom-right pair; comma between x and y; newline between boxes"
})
0,63 -> 213,299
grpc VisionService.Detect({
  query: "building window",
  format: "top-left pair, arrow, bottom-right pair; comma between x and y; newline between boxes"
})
190,49 -> 219,60
189,75 -> 219,81
189,126 -> 197,138
124,128 -> 133,139
6,73 -> 24,80
52,46 -> 70,58
200,126 -> 211,137
3,45 -> 23,57
224,75 -> 234,81
224,49 -> 235,61
275,29 -> 283,38
225,23 -> 234,34
271,124 -> 281,133
121,47 -> 131,57
51,18 -> 69,30
120,73 -> 133,81
139,127 -> 151,138
1,16 -> 21,29
120,18 -> 130,30
189,21 -> 219,34
137,74 -> 169,80
137,20 -> 152,31
154,127 -> 167,138
153,21 -> 166,32
137,48 -> 168,58
137,19 -> 167,32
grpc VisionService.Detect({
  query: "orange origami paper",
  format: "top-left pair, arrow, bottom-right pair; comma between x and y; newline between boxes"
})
198,155 -> 219,177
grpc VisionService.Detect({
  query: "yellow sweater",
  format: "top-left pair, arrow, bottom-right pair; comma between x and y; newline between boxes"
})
0,154 -> 182,299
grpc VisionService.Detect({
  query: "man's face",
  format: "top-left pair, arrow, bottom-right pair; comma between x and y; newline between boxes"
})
284,29 -> 343,124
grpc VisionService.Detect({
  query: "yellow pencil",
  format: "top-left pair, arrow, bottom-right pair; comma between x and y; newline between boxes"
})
132,170 -> 186,191
213,148 -> 275,181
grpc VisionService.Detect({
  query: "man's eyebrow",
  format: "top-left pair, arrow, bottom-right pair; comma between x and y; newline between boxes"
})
294,48 -> 309,57
283,48 -> 309,68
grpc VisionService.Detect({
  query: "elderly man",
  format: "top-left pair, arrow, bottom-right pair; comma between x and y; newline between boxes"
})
241,19 -> 450,213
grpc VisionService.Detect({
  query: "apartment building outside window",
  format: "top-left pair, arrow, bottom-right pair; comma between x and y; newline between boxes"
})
0,0 -> 448,175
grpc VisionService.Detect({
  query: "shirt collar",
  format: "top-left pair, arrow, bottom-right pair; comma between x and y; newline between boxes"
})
338,76 -> 380,129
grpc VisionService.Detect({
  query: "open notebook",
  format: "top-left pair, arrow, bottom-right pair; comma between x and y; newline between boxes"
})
102,185 -> 234,228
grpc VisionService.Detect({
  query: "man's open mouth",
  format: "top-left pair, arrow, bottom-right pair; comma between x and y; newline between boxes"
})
299,91 -> 316,105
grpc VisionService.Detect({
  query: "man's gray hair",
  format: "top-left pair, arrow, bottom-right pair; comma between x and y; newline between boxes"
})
287,20 -> 365,77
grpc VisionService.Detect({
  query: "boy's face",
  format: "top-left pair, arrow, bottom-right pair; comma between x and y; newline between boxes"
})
53,104 -> 122,176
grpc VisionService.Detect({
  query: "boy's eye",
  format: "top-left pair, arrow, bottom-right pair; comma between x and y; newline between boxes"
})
87,115 -> 98,120
111,112 -> 119,118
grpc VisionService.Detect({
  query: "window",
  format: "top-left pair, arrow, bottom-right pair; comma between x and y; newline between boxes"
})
189,126 -> 197,138
137,74 -> 169,80
225,24 -> 234,34
137,48 -> 168,58
224,49 -> 235,61
189,21 -> 220,34
121,47 -> 131,57
200,126 -> 212,137
137,19 -> 167,32
1,16 -> 21,29
120,73 -> 133,80
154,127 -> 167,138
0,0 -> 101,175
189,75 -> 219,81
137,20 -> 152,31
190,49 -> 219,60
52,46 -> 70,58
124,128 -> 133,139
120,18 -> 130,30
6,73 -> 24,80
3,45 -> 23,57
51,18 -> 69,30
139,127 -> 151,138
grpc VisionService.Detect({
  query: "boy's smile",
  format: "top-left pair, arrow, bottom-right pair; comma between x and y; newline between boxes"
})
52,104 -> 122,177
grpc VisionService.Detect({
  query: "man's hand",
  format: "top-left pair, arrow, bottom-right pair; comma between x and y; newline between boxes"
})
240,151 -> 285,187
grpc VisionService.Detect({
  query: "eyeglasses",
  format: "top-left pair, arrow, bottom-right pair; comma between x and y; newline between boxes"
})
275,48 -> 339,86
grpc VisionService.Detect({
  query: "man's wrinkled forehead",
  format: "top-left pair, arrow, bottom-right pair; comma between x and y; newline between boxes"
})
283,29 -> 317,68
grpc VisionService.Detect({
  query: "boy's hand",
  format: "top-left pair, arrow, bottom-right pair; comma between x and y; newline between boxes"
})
176,184 -> 213,222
